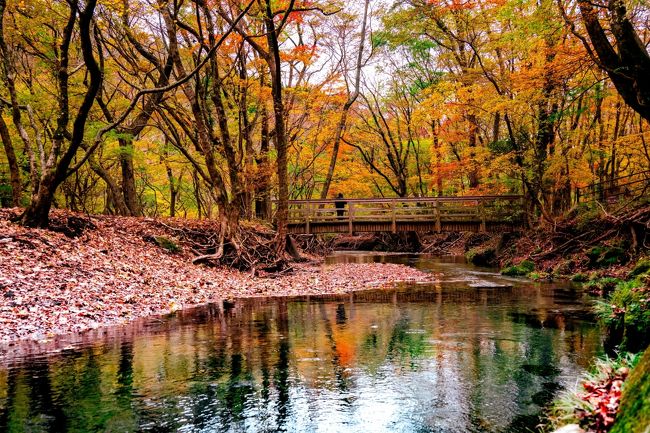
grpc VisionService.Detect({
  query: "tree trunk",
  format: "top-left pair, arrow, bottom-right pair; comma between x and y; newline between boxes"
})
165,163 -> 177,217
264,3 -> 288,255
578,0 -> 650,122
118,137 -> 140,216
19,0 -> 101,227
88,155 -> 130,216
467,113 -> 480,189
20,171 -> 56,227
0,114 -> 21,206
432,121 -> 443,196
255,103 -> 271,220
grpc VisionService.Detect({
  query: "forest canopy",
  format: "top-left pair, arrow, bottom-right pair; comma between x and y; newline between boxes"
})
0,0 -> 649,230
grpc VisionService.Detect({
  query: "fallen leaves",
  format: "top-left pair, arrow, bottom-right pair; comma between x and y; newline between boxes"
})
576,366 -> 630,433
0,209 -> 437,346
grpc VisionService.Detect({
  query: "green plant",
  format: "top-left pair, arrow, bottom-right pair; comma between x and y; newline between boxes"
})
154,236 -> 180,253
584,277 -> 623,296
595,278 -> 650,352
587,245 -> 629,268
546,353 -> 640,433
611,346 -> 650,433
501,259 -> 535,276
628,257 -> 650,278
529,271 -> 552,282
572,273 -> 589,282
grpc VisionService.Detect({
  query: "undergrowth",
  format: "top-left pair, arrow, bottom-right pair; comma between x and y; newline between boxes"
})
595,272 -> 650,353
545,353 -> 640,433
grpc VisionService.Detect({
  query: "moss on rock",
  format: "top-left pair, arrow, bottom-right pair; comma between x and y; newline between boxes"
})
586,245 -> 629,268
610,346 -> 650,433
628,257 -> 650,278
501,259 -> 535,276
465,247 -> 497,267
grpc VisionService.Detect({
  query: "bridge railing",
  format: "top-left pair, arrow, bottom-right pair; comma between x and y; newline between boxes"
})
284,195 -> 524,230
576,169 -> 650,204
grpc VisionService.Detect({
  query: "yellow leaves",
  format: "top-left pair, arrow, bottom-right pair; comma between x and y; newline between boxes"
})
98,0 -> 126,14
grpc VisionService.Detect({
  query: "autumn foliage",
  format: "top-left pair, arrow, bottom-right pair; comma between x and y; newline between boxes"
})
0,0 -> 648,225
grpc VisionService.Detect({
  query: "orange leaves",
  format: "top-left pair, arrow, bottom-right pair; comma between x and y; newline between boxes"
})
427,0 -> 476,11
281,43 -> 318,65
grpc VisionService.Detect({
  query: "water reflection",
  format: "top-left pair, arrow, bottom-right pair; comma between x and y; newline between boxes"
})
0,256 -> 601,433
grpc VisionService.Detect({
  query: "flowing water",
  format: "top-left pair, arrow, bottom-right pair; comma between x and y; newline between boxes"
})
0,254 -> 602,433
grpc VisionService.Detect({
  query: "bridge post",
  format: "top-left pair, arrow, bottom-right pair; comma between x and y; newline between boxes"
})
391,201 -> 397,233
479,199 -> 486,233
433,200 -> 441,233
348,202 -> 354,234
305,202 -> 311,234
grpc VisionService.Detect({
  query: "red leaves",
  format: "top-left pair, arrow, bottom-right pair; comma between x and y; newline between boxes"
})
576,367 -> 630,433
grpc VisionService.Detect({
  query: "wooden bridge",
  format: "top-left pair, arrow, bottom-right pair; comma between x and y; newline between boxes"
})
575,169 -> 650,204
284,195 -> 525,235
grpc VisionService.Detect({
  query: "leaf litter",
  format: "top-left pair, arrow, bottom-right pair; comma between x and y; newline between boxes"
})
0,209 -> 437,346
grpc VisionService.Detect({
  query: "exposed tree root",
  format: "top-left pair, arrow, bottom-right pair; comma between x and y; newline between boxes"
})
533,204 -> 650,260
156,219 -> 283,271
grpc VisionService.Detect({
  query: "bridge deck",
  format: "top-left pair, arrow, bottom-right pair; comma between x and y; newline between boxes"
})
285,196 -> 524,234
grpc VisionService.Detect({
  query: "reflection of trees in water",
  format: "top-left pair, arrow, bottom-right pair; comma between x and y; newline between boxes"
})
0,284 -> 604,433
319,303 -> 353,396
274,300 -> 291,430
386,316 -> 427,368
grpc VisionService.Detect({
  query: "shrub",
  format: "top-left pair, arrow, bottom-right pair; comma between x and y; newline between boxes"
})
595,278 -> 650,352
572,273 -> 589,283
587,245 -> 629,268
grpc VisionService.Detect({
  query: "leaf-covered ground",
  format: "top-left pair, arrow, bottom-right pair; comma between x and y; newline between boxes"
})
0,209 -> 436,346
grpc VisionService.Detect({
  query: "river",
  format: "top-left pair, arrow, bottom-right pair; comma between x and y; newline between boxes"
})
0,254 -> 602,433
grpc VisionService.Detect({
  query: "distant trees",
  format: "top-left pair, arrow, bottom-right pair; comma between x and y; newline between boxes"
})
320,0 -> 371,200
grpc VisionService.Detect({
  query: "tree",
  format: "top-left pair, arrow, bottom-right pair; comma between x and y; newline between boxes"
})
571,0 -> 650,122
320,0 -> 370,200
219,0 -> 335,254
0,0 -> 26,206
18,0 -> 102,227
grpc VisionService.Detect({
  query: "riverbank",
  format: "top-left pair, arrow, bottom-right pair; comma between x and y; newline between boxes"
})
0,209 -> 437,346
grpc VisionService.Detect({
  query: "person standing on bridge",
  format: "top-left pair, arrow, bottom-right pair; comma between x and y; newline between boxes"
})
335,193 -> 347,219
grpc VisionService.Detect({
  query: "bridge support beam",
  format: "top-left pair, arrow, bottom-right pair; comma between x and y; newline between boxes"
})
434,201 -> 441,233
